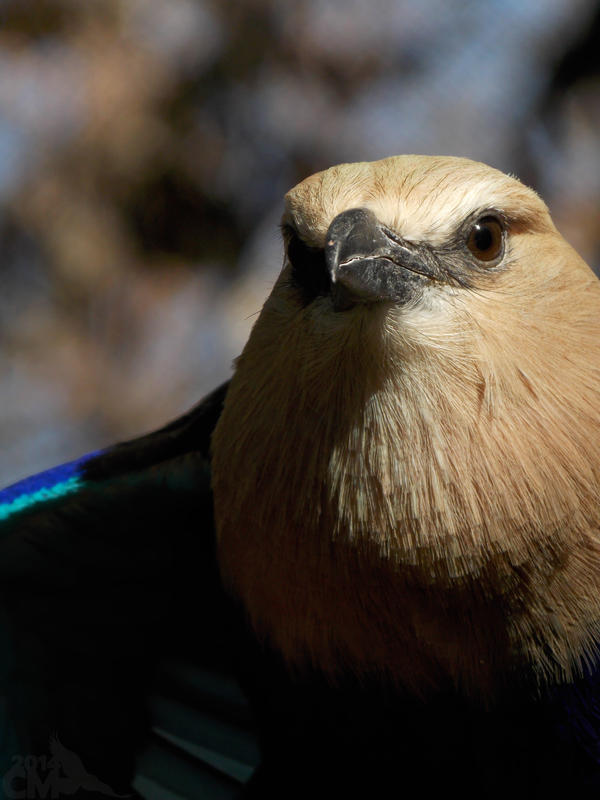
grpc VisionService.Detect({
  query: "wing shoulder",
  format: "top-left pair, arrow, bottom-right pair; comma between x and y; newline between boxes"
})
0,382 -> 258,798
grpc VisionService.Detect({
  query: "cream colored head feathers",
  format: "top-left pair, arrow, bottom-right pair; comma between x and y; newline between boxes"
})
212,155 -> 600,697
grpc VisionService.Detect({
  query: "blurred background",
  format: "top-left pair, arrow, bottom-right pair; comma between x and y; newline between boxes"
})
0,0 -> 599,486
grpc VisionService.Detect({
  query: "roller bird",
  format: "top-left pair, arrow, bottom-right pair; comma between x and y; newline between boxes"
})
1,155 -> 600,798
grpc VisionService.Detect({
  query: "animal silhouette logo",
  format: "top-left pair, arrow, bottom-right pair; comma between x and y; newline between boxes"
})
3,734 -> 131,798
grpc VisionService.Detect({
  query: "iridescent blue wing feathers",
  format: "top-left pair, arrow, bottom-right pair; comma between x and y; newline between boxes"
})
0,382 -> 259,799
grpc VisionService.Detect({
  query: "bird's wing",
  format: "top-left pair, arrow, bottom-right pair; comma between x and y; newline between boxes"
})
0,382 -> 259,800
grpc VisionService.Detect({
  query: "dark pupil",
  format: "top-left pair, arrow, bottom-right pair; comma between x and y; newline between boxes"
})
474,224 -> 493,251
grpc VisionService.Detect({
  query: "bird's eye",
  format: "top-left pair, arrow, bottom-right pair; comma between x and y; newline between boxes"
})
286,228 -> 330,304
466,216 -> 504,264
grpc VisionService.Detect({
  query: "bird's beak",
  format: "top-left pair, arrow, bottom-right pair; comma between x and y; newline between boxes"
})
325,208 -> 438,311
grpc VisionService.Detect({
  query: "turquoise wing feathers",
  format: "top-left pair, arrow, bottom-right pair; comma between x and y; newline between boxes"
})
0,383 -> 259,800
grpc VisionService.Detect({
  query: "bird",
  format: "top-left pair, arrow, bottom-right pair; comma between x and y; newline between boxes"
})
1,154 -> 600,799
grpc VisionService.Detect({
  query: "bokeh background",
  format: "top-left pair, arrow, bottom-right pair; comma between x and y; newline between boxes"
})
0,0 -> 599,486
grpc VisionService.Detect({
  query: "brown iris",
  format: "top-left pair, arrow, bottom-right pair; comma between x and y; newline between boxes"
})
466,216 -> 504,263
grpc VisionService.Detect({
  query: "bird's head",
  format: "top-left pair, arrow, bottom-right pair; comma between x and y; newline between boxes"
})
212,155 -> 600,692
279,155 -> 594,379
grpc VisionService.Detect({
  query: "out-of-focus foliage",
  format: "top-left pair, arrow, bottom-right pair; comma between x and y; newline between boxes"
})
0,0 -> 599,484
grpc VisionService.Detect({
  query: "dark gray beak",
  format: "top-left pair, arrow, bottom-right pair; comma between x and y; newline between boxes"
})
324,208 -> 438,311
